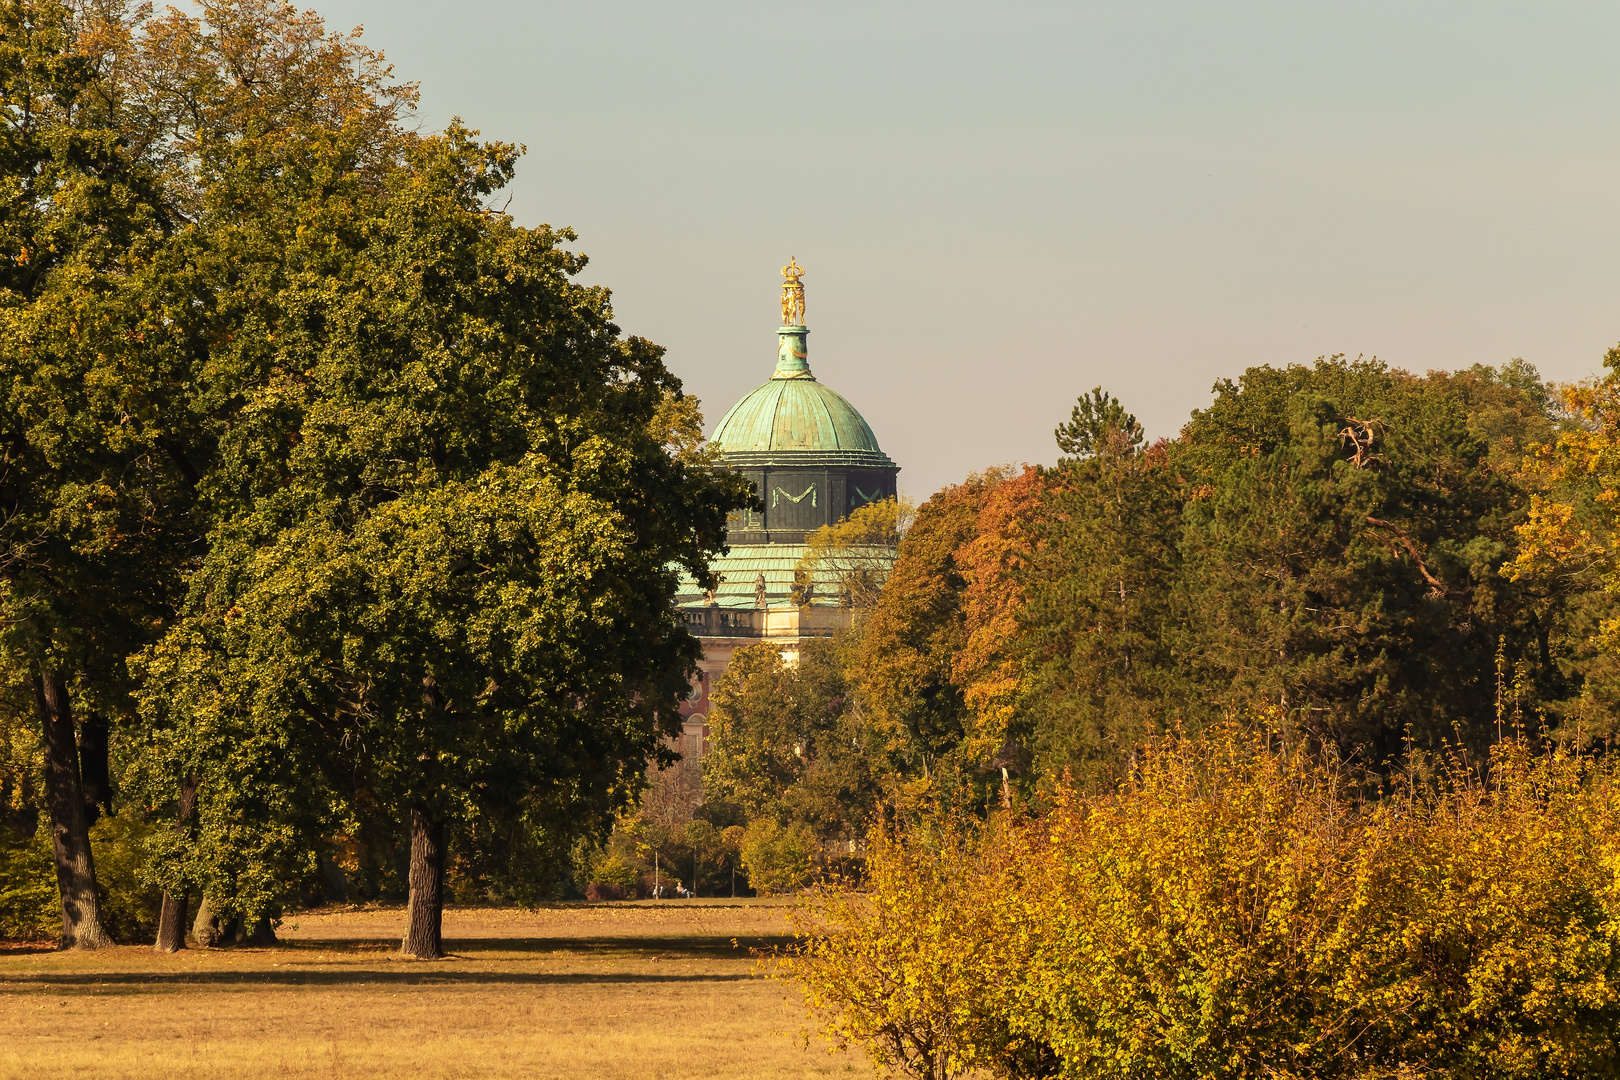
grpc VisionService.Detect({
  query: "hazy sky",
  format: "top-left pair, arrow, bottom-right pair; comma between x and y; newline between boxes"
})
312,1 -> 1620,499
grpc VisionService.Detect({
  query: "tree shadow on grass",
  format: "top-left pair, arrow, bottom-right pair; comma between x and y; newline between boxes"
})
275,934 -> 795,959
0,933 -> 800,993
0,968 -> 764,990
0,942 -> 56,956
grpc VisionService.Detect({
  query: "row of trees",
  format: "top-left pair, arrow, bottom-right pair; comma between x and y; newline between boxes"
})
10,0 -> 1620,959
704,352 -> 1620,868
710,347 -> 1620,1076
0,0 -> 746,955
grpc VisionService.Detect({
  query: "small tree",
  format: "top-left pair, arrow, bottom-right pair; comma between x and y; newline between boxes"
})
794,497 -> 913,611
738,819 -> 814,896
1053,387 -> 1144,460
704,640 -> 878,850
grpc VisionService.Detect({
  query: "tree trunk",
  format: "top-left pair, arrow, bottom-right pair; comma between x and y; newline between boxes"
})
154,775 -> 198,954
238,916 -> 277,945
191,896 -> 218,947
400,807 -> 445,959
154,891 -> 189,953
35,669 -> 111,949
76,713 -> 112,827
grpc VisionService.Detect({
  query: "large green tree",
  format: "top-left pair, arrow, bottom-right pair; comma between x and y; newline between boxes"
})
1017,438 -> 1185,782
1017,356 -> 1566,775
1174,357 -> 1542,755
0,0 -> 434,952
0,0 -> 213,948
135,119 -> 749,956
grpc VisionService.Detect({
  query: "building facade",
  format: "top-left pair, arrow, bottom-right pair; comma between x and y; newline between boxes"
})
672,259 -> 901,772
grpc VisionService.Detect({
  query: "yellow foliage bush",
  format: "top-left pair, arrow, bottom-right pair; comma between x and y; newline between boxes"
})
782,728 -> 1620,1079
781,817 -> 1047,1080
740,819 -> 815,896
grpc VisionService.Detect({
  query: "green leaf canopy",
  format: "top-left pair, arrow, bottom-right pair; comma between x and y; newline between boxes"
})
133,123 -> 749,916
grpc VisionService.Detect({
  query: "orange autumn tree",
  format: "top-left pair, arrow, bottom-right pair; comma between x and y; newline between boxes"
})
952,466 -> 1048,782
851,466 -> 1049,805
853,470 -> 1012,797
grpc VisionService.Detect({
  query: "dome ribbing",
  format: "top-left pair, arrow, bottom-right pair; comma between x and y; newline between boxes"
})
709,322 -> 895,468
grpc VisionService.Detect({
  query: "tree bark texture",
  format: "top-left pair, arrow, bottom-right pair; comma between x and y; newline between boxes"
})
154,891 -> 189,953
154,775 -> 198,953
191,896 -> 218,947
401,807 -> 445,959
35,669 -> 111,949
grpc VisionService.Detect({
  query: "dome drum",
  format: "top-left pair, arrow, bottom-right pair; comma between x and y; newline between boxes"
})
726,465 -> 898,545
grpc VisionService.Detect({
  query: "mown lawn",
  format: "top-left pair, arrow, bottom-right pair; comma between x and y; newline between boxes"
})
0,899 -> 856,1080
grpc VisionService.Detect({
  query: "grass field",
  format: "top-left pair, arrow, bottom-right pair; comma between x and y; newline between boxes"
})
0,900 -> 860,1080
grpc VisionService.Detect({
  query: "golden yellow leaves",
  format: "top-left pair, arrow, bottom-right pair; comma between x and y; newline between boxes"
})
782,728 -> 1620,1079
1508,377 -> 1620,655
778,815 -> 1023,1080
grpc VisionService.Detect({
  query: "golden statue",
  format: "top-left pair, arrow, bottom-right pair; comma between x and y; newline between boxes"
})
780,256 -> 806,326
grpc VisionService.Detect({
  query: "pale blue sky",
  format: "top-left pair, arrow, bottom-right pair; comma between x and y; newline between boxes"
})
313,1 -> 1620,498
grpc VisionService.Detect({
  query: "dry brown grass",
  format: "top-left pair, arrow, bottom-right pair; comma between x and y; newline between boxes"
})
0,899 -> 857,1080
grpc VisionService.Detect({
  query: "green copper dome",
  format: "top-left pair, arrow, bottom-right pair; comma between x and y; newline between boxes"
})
710,325 -> 896,468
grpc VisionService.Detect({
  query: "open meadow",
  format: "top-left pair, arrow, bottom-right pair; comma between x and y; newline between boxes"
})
0,900 -> 853,1080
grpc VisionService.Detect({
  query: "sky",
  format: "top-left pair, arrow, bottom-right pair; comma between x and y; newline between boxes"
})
310,1 -> 1620,499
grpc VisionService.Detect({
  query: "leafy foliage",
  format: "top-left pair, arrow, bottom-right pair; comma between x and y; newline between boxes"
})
780,816 -> 1030,1080
793,496 -> 913,610
853,471 -> 1014,797
1016,438 -> 1183,781
738,818 -> 815,896
0,819 -> 55,940
1505,347 -> 1620,730
704,639 -> 876,847
1012,358 -> 1577,779
950,466 -> 1047,767
588,811 -> 745,897
785,727 -> 1620,1080
130,122 -> 749,919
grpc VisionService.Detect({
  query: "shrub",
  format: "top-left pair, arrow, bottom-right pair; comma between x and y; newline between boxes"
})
90,811 -> 162,944
780,816 -> 1047,1080
588,853 -> 639,892
0,820 -> 58,942
783,728 -> 1620,1080
1,809 -> 163,944
740,819 -> 815,896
